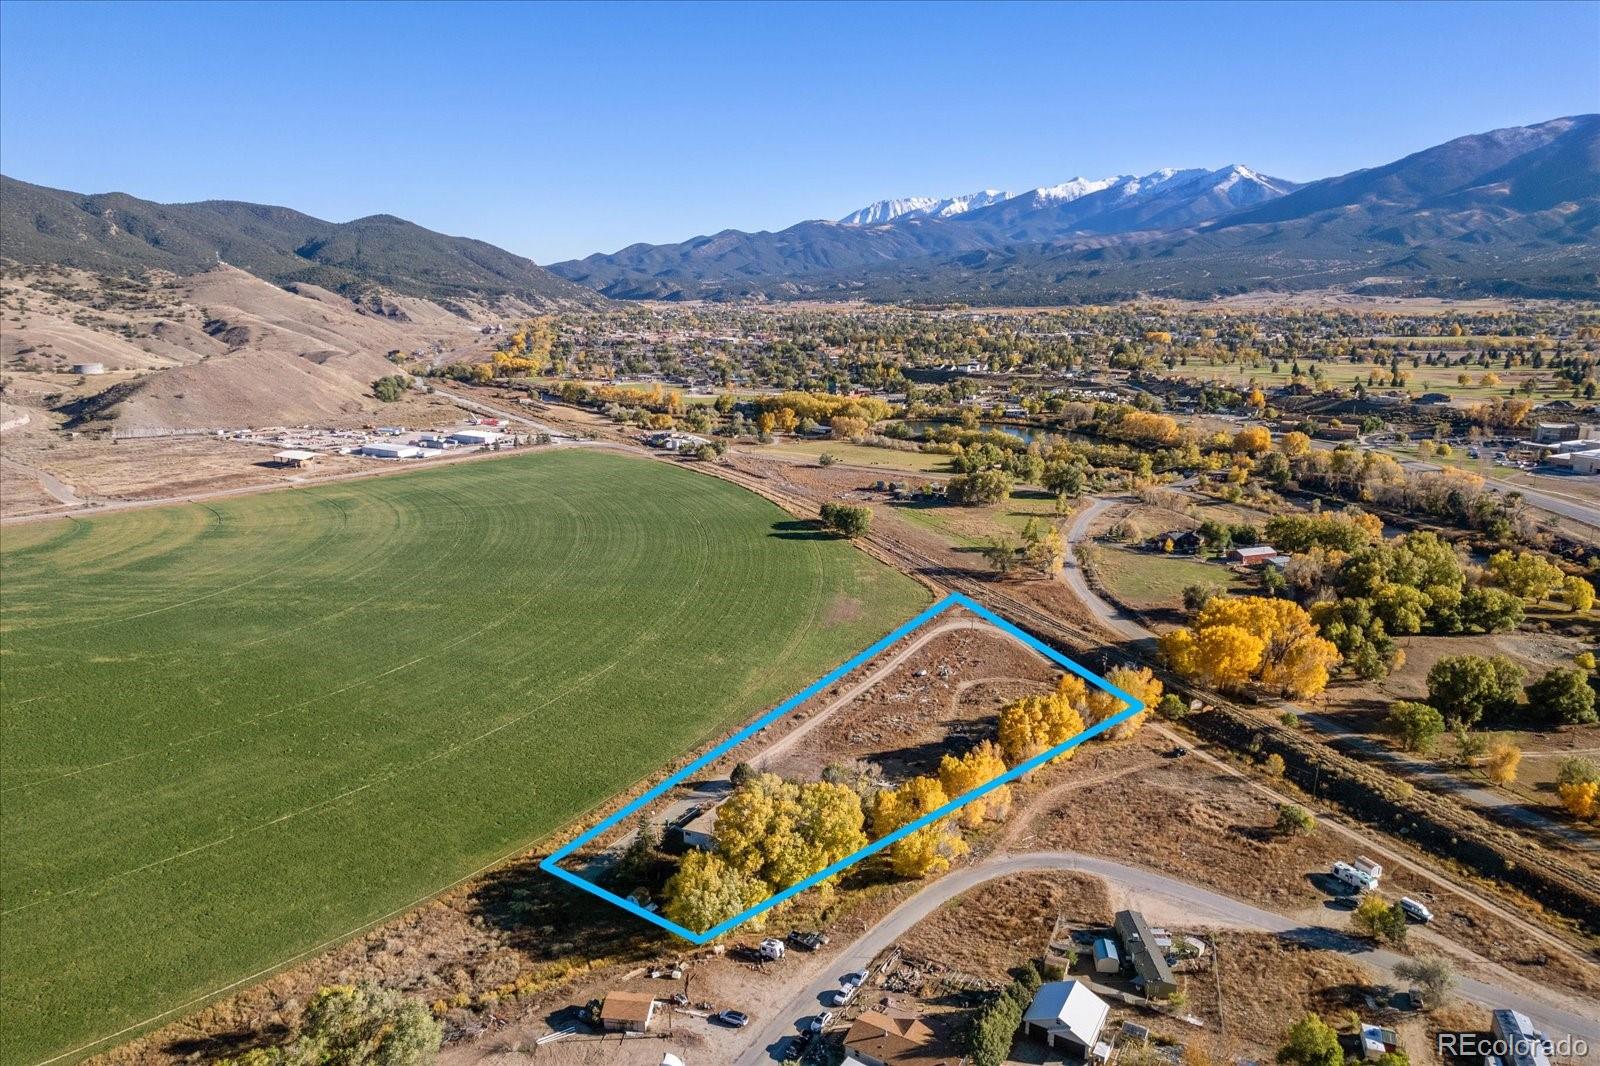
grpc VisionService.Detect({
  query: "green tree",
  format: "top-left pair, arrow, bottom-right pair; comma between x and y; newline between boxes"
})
1426,654 -> 1524,727
1486,550 -> 1565,601
614,816 -> 660,889
1276,1014 -> 1343,1066
1525,668 -> 1598,726
371,374 -> 411,403
228,982 -> 441,1065
947,468 -> 1013,506
820,502 -> 871,539
1386,701 -> 1446,753
1156,694 -> 1189,720
1458,586 -> 1524,633
1352,894 -> 1408,946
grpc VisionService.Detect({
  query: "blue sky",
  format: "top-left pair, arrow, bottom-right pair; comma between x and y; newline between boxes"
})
2,1 -> 1596,262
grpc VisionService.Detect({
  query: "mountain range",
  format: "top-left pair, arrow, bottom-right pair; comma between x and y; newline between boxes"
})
1,116 -> 1595,309
0,176 -> 596,308
550,116 -> 1599,302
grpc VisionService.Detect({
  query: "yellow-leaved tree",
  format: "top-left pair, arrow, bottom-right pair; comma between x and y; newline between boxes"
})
1087,666 -> 1163,739
714,773 -> 865,890
998,685 -> 1087,766
1559,780 -> 1598,819
936,741 -> 1011,828
1161,596 -> 1340,699
663,851 -> 768,934
1233,426 -> 1272,455
1160,624 -> 1265,692
870,776 -> 967,878
1485,740 -> 1522,786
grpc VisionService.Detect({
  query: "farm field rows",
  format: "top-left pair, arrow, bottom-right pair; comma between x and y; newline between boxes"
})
0,448 -> 929,1065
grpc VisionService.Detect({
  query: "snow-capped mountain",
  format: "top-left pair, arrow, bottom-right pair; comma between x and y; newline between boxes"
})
838,189 -> 1012,226
1029,176 -> 1122,204
550,118 -> 1598,301
839,166 -> 1294,229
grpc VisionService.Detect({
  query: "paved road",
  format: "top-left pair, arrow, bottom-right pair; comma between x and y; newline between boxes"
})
1063,496 -> 1150,642
1392,455 -> 1600,530
1059,494 -> 1597,853
427,385 -> 578,440
734,852 -> 1600,1064
1,458 -> 87,507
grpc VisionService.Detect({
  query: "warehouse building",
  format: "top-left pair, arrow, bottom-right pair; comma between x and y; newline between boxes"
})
447,429 -> 502,446
359,442 -> 425,459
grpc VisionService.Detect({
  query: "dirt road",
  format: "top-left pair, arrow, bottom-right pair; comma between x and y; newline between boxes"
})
1059,493 -> 1597,854
734,851 -> 1600,1065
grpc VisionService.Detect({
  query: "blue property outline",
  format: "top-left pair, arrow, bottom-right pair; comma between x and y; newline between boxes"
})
539,592 -> 1143,943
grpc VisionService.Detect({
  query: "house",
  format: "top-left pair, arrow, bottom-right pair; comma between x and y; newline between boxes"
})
273,449 -> 317,468
1022,980 -> 1110,1054
1093,937 -> 1120,974
663,804 -> 718,852
598,990 -> 657,1032
1151,530 -> 1204,554
1228,545 -> 1280,567
644,431 -> 711,452
1113,910 -> 1179,999
841,1008 -> 946,1066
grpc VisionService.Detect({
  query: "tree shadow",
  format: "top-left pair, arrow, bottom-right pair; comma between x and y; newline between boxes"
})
471,853 -> 671,965
162,1023 -> 291,1059
768,519 -> 832,541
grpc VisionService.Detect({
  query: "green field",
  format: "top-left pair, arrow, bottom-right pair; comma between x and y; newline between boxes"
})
764,440 -> 955,474
1095,545 -> 1246,608
0,449 -> 928,1064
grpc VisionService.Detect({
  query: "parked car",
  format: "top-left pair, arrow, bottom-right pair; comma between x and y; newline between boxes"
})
841,970 -> 868,988
806,1011 -> 834,1034
758,938 -> 787,961
715,1010 -> 750,1028
1399,897 -> 1433,923
827,988 -> 852,1007
788,930 -> 828,951
782,1035 -> 810,1061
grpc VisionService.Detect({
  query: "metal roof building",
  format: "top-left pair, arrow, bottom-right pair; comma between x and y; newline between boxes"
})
1114,909 -> 1178,999
1022,979 -> 1109,1053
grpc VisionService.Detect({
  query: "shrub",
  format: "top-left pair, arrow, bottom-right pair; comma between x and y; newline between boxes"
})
1276,803 -> 1315,836
1156,694 -> 1189,720
1394,956 -> 1456,1004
